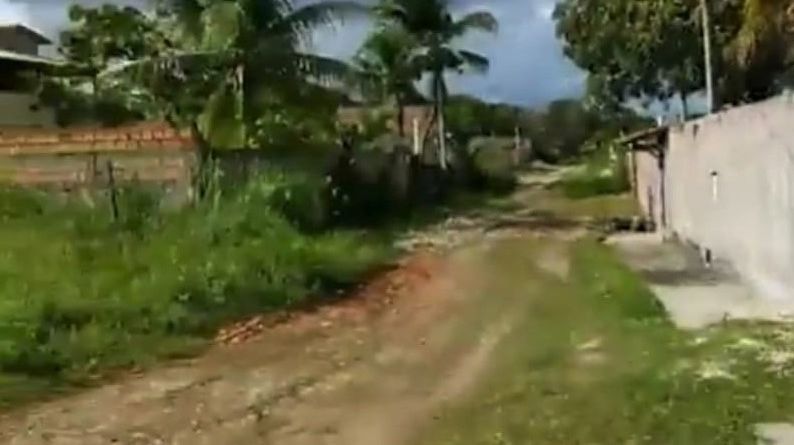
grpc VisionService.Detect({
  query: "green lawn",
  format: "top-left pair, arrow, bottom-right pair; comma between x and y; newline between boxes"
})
420,240 -> 794,445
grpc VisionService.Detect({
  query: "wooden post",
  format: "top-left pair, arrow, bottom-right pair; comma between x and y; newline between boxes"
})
106,160 -> 119,222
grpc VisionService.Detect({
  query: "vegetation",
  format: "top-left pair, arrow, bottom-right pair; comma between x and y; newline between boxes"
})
554,0 -> 794,111
420,239 -> 794,444
560,141 -> 630,199
376,0 -> 498,168
445,95 -> 650,163
353,25 -> 421,137
0,174 -> 394,406
38,4 -> 167,126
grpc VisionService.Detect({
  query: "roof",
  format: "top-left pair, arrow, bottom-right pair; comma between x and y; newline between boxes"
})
0,24 -> 52,45
617,126 -> 668,149
0,48 -> 59,67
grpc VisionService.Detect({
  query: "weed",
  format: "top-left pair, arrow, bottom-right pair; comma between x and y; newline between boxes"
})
419,240 -> 794,445
0,174 -> 394,406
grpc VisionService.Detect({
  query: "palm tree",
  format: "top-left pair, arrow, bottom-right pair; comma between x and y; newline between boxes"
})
377,0 -> 497,169
353,25 -> 421,137
101,0 -> 368,149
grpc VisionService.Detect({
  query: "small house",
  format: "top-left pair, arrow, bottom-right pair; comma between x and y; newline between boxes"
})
0,23 -> 58,127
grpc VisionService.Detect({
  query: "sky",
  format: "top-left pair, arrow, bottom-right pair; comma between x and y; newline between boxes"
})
0,0 -> 586,107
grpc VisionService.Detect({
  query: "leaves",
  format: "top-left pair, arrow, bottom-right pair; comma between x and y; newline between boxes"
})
450,11 -> 499,36
95,0 -> 363,149
200,1 -> 243,51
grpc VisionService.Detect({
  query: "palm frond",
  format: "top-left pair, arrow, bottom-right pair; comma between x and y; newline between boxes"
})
97,50 -> 235,81
375,1 -> 410,25
159,0 -> 205,45
451,11 -> 499,36
293,52 -> 354,85
200,1 -> 243,51
271,1 -> 371,41
199,79 -> 244,149
457,49 -> 490,73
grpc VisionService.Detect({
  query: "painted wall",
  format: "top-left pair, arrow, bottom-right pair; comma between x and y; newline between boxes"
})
0,91 -> 55,127
661,94 -> 794,300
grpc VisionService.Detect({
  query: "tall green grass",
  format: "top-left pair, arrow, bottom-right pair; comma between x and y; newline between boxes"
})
0,174 -> 394,405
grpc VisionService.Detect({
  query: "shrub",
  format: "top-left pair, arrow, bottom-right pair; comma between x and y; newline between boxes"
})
466,137 -> 517,192
560,141 -> 629,199
0,177 -> 393,388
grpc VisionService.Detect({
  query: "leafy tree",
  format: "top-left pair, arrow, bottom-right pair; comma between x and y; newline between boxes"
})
39,4 -> 169,126
60,4 -> 168,83
722,0 -> 794,100
734,0 -> 794,64
377,0 -> 497,169
554,0 -> 706,115
101,0 -> 367,150
353,25 -> 421,137
445,95 -> 523,145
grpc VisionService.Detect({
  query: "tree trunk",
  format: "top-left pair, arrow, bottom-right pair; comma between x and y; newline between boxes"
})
681,92 -> 690,120
189,120 -> 213,201
421,103 -> 439,159
436,75 -> 448,171
396,95 -> 405,138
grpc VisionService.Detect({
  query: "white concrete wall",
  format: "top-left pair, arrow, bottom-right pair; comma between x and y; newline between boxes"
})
633,150 -> 663,226
665,94 -> 794,300
0,91 -> 55,127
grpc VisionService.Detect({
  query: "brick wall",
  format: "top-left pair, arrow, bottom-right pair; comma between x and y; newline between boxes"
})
0,122 -> 198,204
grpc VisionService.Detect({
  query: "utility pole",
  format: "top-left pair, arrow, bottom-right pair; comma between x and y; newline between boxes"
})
701,0 -> 715,113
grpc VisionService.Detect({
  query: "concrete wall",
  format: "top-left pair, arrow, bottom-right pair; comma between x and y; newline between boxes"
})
663,94 -> 794,300
632,150 -> 664,225
0,92 -> 55,127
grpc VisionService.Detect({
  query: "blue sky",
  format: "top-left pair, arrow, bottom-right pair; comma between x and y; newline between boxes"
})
0,0 -> 586,106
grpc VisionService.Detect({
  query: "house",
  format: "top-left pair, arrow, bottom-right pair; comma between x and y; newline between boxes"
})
623,94 -> 794,302
0,23 -> 58,127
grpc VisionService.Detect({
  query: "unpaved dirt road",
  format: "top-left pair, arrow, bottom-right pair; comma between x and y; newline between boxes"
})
0,169 -> 590,445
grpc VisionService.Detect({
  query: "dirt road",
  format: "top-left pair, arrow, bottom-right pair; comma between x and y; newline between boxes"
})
0,170 -> 600,445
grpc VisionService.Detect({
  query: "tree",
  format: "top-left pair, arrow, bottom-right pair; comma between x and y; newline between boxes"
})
734,0 -> 794,63
353,25 -> 421,137
724,0 -> 794,99
102,0 -> 368,150
40,4 -> 169,126
554,0 -> 706,116
377,0 -> 497,169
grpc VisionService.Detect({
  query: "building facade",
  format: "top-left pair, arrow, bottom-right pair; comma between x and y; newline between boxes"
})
0,24 -> 57,127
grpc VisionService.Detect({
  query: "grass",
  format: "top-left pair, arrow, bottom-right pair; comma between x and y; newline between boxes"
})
419,239 -> 794,445
0,177 -> 396,409
559,146 -> 630,199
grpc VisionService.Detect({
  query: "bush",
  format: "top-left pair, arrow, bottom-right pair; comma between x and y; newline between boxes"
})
465,137 -> 517,192
0,177 -> 394,387
560,142 -> 629,199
